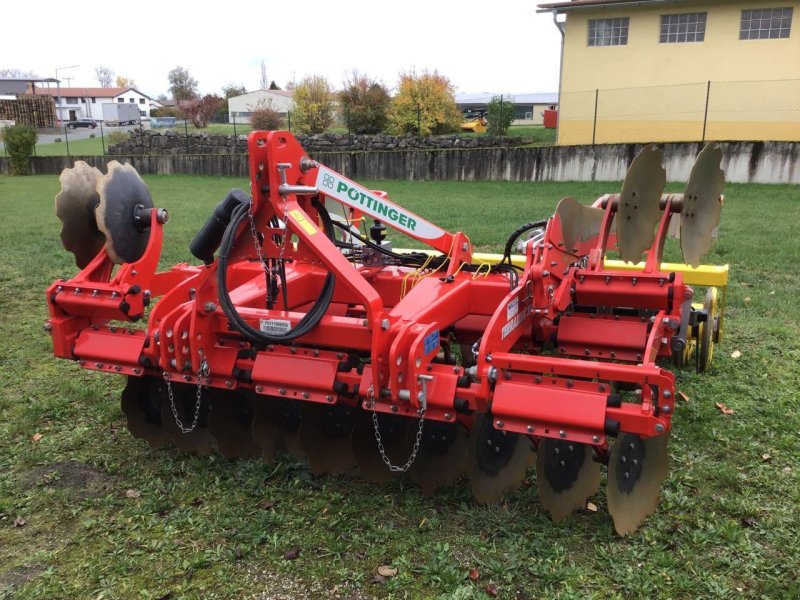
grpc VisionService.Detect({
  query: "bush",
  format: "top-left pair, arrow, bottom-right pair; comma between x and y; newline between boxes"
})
250,99 -> 284,131
388,70 -> 461,136
151,106 -> 179,118
339,73 -> 390,134
486,95 -> 516,136
2,124 -> 37,175
292,75 -> 335,134
106,130 -> 129,146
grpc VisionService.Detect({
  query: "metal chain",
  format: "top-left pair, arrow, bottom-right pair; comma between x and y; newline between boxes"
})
247,199 -> 290,273
163,358 -> 208,434
368,384 -> 426,473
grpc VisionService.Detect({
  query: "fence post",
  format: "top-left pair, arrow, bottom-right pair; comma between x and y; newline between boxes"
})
100,122 -> 106,155
702,80 -> 711,142
65,126 -> 70,158
232,113 -> 237,154
499,94 -> 504,142
416,106 -> 421,135
592,89 -> 599,146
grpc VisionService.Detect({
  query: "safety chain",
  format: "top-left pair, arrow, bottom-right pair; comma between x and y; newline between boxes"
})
368,383 -> 426,473
247,199 -> 290,277
163,358 -> 208,434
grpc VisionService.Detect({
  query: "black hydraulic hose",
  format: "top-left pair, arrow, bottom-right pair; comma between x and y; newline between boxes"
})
189,188 -> 251,264
217,199 -> 336,345
501,219 -> 548,264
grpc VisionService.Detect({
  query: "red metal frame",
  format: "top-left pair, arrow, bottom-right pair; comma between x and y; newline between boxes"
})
47,130 -> 691,451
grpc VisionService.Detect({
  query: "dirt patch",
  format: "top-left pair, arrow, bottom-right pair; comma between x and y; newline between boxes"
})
0,563 -> 45,595
19,461 -> 112,499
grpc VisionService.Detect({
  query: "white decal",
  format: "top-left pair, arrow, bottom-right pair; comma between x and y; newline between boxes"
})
259,319 -> 291,335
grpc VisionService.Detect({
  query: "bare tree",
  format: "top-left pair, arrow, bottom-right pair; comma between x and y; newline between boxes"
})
260,60 -> 268,90
95,66 -> 114,87
0,68 -> 38,78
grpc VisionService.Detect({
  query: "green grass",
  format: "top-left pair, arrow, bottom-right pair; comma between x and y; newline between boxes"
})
1,174 -> 799,599
33,136 -> 108,157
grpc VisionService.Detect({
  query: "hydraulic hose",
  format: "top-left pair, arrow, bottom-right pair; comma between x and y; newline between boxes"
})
217,198 -> 336,345
502,219 -> 548,264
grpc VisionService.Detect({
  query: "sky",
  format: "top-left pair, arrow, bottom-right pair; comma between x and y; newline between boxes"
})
2,0 -> 563,97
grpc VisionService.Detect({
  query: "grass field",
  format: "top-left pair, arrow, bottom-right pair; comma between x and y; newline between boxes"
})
0,174 -> 798,599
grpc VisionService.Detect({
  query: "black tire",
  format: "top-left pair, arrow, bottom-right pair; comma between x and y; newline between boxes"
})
68,124 -> 75,130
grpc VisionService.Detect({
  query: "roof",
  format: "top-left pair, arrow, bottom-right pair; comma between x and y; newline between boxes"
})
232,89 -> 294,99
537,0 -> 687,12
455,92 -> 559,105
38,87 -> 131,98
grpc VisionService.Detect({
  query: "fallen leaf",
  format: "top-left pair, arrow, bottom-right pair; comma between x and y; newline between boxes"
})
468,568 -> 480,581
783,466 -> 792,473
377,565 -> 398,577
769,290 -> 775,296
369,575 -> 386,585
283,547 -> 300,560
321,506 -> 328,515
260,500 -> 275,510
715,402 -> 735,415
586,502 -> 598,512
736,587 -> 743,593
484,584 -> 499,597
741,516 -> 757,528
125,488 -> 141,499
762,453 -> 771,462
677,391 -> 690,403
731,350 -> 742,359
14,516 -> 27,527
743,296 -> 751,303
31,433 -> 43,442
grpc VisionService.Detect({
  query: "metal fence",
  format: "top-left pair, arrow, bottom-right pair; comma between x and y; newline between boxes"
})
557,78 -> 800,145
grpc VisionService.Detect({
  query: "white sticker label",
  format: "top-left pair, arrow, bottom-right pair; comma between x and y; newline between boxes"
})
501,306 -> 531,340
506,297 -> 519,320
259,319 -> 291,336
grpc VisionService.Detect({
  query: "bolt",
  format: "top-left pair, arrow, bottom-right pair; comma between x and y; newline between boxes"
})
313,348 -> 320,357
302,392 -> 309,399
362,319 -> 369,327
485,355 -> 492,363
43,322 -> 53,332
325,395 -> 333,402
621,456 -> 627,463
495,420 -> 504,428
527,425 -> 534,433
535,376 -> 542,384
559,430 -> 567,438
592,435 -> 600,443
95,362 -> 103,369
504,370 -> 512,380
566,380 -> 574,388
391,405 -> 398,412
663,390 -> 672,399
542,270 -> 550,277
255,385 -> 264,393
204,302 -> 217,312
133,368 -> 141,375
279,388 -> 286,395
225,380 -> 233,388
655,423 -> 665,433
662,405 -> 671,414
380,318 -> 390,330
444,413 -> 452,420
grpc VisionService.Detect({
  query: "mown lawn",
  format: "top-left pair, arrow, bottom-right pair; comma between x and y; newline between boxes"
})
0,173 -> 798,599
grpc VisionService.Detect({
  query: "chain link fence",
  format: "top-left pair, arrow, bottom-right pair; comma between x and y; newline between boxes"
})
558,78 -> 800,145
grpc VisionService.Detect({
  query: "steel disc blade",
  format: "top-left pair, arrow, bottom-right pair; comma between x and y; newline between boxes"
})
409,420 -> 469,496
681,144 -> 725,268
55,161 -> 106,268
536,438 -> 601,523
159,382 -> 214,455
120,376 -> 172,449
351,410 -> 411,483
208,390 -> 260,459
468,412 -> 536,505
250,398 -> 303,463
299,402 -> 356,475
607,432 -> 671,536
617,145 -> 666,263
554,197 -> 606,254
95,161 -> 154,264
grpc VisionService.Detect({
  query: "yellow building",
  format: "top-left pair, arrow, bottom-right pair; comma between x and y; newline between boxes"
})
537,0 -> 800,144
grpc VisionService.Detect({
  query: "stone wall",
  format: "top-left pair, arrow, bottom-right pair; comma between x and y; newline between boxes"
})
107,130 -> 532,156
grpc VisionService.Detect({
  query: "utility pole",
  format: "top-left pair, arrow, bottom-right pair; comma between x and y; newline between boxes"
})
55,65 -> 79,127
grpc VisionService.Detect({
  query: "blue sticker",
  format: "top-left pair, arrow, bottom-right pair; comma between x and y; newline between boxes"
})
424,330 -> 440,356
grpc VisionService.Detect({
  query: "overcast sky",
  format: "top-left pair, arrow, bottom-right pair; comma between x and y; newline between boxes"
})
4,0 -> 562,97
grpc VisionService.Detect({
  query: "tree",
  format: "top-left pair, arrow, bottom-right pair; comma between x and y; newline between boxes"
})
269,81 -> 281,90
260,60 -> 268,90
0,68 -> 38,78
339,72 -> 390,134
181,94 -> 222,128
2,124 -> 37,175
486,95 -> 516,136
116,75 -> 135,88
95,66 -> 114,87
250,98 -> 284,131
388,70 -> 461,136
222,83 -> 247,99
168,66 -> 198,101
292,75 -> 335,134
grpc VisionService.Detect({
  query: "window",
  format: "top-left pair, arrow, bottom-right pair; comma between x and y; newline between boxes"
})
660,12 -> 707,43
129,98 -> 135,103
65,97 -> 78,104
588,17 -> 629,46
740,7 -> 792,39
139,110 -> 146,116
139,98 -> 145,104
117,98 -> 124,103
91,97 -> 96,103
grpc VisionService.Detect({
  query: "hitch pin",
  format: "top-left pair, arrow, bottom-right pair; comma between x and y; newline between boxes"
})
276,163 -> 319,197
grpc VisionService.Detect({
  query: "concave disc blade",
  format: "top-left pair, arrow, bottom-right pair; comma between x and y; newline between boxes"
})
120,376 -> 172,449
554,197 -> 606,254
299,402 -> 356,475
208,389 -> 260,459
159,382 -> 214,455
95,161 -> 154,264
468,412 -> 536,505
251,397 -> 304,463
681,144 -> 725,268
351,410 -> 411,483
55,161 -> 105,268
409,419 -> 469,496
607,432 -> 671,536
536,438 -> 601,523
617,145 -> 666,263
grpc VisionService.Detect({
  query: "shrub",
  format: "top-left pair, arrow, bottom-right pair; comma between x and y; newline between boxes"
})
339,73 -> 390,134
250,99 -> 284,131
486,95 -> 516,136
151,106 -> 179,118
388,70 -> 461,136
181,95 -> 223,128
3,124 -> 37,175
107,130 -> 129,146
292,75 -> 335,134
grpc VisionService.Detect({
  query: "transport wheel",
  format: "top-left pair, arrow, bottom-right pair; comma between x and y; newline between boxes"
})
536,438 -> 601,523
697,287 -> 719,373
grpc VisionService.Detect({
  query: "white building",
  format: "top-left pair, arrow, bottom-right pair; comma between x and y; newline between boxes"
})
228,89 -> 294,124
455,92 -> 559,125
38,87 -> 163,123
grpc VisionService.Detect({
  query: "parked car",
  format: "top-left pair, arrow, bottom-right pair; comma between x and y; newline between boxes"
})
67,119 -> 97,129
